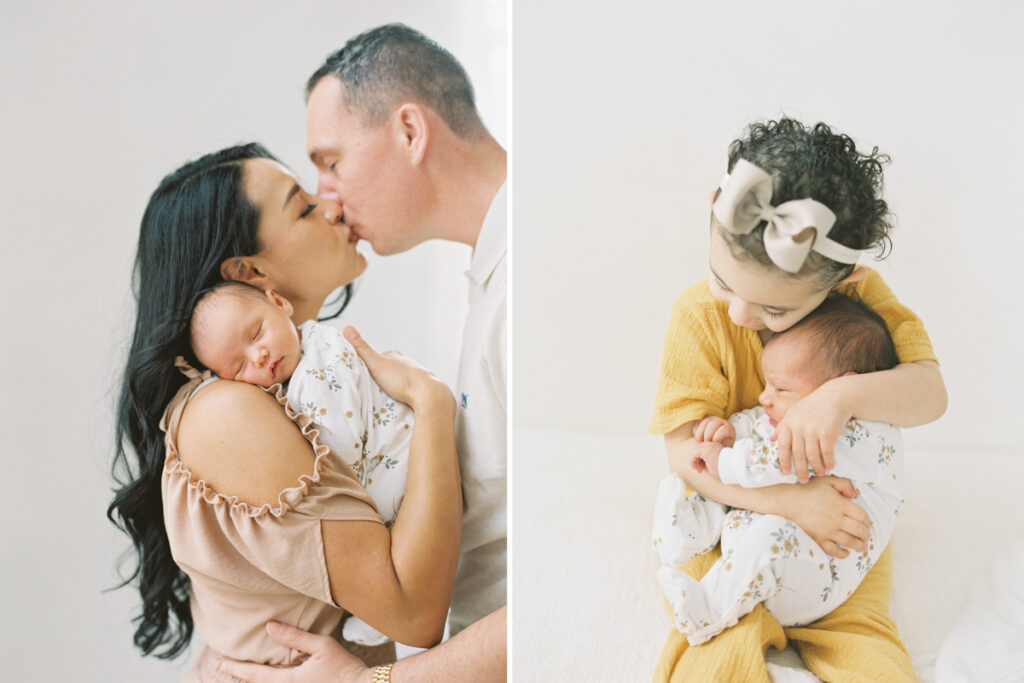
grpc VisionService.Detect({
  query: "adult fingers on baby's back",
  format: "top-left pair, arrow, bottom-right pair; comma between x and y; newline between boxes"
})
343,325 -> 380,358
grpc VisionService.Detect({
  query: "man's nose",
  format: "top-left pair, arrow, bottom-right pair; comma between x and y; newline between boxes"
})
317,173 -> 340,201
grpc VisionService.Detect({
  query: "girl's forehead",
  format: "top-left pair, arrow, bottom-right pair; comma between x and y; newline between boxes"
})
709,230 -> 823,308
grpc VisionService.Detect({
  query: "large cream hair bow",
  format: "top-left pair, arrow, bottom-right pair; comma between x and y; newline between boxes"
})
712,159 -> 865,273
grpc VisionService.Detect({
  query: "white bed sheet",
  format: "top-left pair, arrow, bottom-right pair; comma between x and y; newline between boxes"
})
512,429 -> 1024,682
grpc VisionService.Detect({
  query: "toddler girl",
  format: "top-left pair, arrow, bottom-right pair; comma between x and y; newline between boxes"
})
653,294 -> 904,645
188,280 -> 412,647
650,118 -> 945,682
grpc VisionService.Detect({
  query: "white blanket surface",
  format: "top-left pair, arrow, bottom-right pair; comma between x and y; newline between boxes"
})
512,429 -> 1024,682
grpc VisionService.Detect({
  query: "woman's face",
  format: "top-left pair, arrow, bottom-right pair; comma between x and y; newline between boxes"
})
708,227 -> 832,333
242,158 -> 366,313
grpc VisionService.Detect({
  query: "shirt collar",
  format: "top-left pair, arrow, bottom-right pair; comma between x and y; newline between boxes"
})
466,181 -> 507,288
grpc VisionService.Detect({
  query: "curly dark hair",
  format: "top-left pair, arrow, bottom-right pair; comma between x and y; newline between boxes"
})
717,118 -> 894,287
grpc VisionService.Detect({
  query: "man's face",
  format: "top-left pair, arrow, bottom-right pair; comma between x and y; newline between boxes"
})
306,75 -> 426,255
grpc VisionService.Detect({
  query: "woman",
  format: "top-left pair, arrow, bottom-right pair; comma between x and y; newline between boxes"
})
108,142 -> 462,678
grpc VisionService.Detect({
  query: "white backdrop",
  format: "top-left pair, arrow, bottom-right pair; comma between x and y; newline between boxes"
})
0,1 -> 504,680
514,0 -> 1024,454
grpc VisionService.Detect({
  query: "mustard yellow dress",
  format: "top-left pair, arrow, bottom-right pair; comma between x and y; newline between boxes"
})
650,267 -> 937,683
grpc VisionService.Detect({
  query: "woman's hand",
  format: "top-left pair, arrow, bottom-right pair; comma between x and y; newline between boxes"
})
772,379 -> 851,482
782,476 -> 870,558
218,622 -> 368,683
344,326 -> 454,411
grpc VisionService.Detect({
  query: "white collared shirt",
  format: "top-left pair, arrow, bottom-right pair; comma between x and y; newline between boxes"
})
449,182 -> 507,632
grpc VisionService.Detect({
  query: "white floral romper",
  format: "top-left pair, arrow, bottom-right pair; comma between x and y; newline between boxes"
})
287,321 -> 414,646
651,406 -> 903,645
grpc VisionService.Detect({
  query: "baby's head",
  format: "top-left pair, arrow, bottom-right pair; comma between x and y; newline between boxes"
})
707,118 -> 895,332
758,294 -> 899,425
189,281 -> 302,387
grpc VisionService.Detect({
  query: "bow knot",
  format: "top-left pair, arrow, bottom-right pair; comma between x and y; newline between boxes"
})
712,159 -> 864,273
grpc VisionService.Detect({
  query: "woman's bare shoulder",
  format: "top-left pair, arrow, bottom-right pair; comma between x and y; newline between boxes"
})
176,381 -> 316,506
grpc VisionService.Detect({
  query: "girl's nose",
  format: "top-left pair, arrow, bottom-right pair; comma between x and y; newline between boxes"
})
729,301 -> 758,328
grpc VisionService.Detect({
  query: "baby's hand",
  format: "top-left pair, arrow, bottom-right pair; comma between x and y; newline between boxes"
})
694,416 -> 736,446
690,442 -> 724,480
773,381 -> 850,483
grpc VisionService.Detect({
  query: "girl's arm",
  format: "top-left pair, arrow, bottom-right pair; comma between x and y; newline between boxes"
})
774,359 -> 947,481
666,421 -> 872,559
178,334 -> 461,649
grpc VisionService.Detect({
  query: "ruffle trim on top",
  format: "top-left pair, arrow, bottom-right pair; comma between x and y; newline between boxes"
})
161,356 -> 335,519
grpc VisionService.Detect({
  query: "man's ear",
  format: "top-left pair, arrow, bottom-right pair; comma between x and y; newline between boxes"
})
833,265 -> 868,289
263,288 -> 294,316
220,256 -> 269,288
393,102 -> 429,166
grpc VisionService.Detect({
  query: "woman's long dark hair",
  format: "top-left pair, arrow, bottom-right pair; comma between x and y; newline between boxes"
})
107,142 -> 351,658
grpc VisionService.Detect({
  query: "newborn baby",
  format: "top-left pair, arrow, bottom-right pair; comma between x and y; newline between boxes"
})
189,280 -> 412,647
651,294 -> 904,645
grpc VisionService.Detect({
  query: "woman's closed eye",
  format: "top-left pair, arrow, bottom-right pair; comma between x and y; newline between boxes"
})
299,202 -> 317,219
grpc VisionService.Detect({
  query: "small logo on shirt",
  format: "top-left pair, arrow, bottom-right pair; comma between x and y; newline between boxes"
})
460,393 -> 469,409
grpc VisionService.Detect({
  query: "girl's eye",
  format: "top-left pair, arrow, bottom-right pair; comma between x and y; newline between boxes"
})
299,203 -> 317,219
763,309 -> 786,319
710,275 -> 728,291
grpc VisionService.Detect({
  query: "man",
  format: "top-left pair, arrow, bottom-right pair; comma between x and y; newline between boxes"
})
221,23 -> 507,682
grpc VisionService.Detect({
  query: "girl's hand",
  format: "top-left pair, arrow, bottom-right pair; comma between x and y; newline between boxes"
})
344,326 -> 454,411
783,476 -> 869,558
694,416 -> 736,446
773,380 -> 851,482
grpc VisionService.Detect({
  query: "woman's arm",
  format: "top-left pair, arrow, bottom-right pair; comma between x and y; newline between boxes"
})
177,334 -> 461,649
665,421 -> 871,559
773,359 -> 947,480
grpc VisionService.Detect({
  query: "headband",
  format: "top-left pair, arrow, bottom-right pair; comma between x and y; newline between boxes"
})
712,159 -> 866,273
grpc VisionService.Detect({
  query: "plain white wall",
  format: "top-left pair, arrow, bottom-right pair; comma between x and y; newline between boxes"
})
514,0 -> 1024,453
0,1 -> 504,680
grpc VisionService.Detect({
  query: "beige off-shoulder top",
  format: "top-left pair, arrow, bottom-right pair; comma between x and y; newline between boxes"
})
160,360 -> 382,675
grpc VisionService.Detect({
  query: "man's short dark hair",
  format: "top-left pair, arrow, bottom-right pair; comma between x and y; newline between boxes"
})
307,23 -> 484,138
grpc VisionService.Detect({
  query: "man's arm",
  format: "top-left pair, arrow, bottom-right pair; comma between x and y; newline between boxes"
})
218,607 -> 507,682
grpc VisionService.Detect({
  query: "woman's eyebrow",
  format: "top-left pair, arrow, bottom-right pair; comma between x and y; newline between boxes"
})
282,183 -> 301,209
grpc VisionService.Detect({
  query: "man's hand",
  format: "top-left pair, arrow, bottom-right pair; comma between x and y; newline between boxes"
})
690,441 -> 724,480
693,416 -> 736,446
218,622 -> 369,683
773,380 -> 850,483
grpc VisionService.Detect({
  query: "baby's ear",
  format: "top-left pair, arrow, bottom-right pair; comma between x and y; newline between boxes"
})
264,289 -> 294,316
